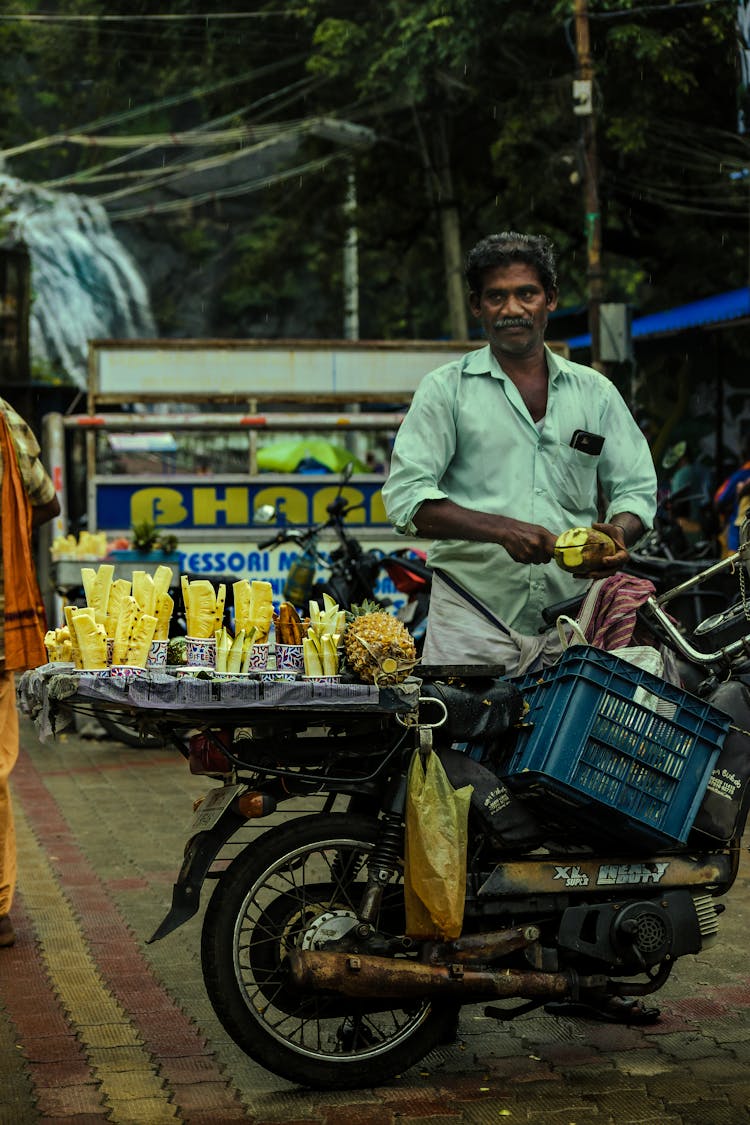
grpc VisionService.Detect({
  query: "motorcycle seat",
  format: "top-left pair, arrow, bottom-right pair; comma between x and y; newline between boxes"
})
421,677 -> 524,741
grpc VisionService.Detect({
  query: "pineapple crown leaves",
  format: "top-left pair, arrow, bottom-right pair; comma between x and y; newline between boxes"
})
346,599 -> 386,623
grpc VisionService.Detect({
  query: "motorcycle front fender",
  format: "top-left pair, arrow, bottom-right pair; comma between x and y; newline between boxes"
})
147,810 -> 246,943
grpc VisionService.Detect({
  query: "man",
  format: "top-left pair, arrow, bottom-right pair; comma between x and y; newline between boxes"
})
384,232 -> 660,1026
0,398 -> 60,947
383,231 -> 656,674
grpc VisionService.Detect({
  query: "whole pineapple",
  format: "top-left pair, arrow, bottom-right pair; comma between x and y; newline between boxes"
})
344,602 -> 418,685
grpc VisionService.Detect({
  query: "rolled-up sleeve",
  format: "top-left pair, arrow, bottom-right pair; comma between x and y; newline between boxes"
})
597,385 -> 656,531
382,368 -> 457,535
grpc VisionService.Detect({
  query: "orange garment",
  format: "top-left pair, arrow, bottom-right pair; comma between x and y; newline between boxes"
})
0,671 -> 18,914
0,415 -> 46,672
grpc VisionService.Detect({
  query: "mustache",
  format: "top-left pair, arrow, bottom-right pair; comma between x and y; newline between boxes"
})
493,317 -> 533,331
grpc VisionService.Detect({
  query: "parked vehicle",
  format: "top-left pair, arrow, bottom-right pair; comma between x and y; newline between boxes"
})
257,463 -> 432,649
117,533 -> 750,1090
608,488 -> 737,636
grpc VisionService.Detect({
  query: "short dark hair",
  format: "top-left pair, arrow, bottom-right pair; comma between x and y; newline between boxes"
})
465,232 -> 558,296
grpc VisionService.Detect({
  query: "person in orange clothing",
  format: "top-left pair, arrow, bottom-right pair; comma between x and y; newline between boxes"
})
0,397 -> 59,947
714,437 -> 750,556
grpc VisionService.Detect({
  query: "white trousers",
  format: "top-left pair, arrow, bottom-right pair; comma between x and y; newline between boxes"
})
421,573 -> 564,676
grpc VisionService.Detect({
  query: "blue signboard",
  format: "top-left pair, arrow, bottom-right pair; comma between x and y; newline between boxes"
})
95,478 -> 390,531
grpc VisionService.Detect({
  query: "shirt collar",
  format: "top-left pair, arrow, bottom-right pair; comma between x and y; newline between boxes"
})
463,343 -> 566,382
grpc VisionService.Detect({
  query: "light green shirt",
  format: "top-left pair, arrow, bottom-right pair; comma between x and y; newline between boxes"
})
382,345 -> 656,634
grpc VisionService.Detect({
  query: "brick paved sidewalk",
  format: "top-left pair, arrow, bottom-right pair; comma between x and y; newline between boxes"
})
1,717 -> 749,1124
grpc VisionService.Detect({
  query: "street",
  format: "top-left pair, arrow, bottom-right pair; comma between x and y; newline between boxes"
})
1,715 -> 750,1125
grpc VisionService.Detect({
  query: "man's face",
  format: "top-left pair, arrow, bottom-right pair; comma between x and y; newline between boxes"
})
469,262 -> 558,360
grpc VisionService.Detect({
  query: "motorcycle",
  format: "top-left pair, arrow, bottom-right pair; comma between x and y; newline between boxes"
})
625,490 -> 733,634
256,462 -> 432,649
136,531 -> 750,1091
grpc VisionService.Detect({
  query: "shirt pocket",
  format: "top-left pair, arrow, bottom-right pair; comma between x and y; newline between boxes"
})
547,442 -> 601,512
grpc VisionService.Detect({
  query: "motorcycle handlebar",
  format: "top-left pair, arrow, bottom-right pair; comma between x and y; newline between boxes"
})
257,530 -> 298,550
257,503 -> 365,554
644,542 -> 750,670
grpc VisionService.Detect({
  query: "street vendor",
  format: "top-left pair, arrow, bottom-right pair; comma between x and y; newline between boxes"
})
0,397 -> 60,948
382,230 -> 657,677
383,231 -> 660,1027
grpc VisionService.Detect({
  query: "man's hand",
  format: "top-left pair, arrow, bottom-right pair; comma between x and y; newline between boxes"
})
496,517 -> 557,564
570,520 -> 629,579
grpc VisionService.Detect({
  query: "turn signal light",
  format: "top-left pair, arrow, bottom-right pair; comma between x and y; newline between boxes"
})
234,791 -> 277,819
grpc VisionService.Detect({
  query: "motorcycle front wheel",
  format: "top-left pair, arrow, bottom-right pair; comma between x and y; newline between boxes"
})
92,706 -> 165,748
201,813 -> 457,1089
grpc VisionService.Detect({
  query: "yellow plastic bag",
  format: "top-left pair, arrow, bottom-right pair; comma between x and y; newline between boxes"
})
403,748 -> 473,940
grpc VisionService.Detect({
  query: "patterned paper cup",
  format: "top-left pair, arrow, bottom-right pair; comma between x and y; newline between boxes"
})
185,636 -> 217,669
249,643 -> 269,671
147,639 -> 168,668
109,665 -> 146,680
275,644 -> 304,673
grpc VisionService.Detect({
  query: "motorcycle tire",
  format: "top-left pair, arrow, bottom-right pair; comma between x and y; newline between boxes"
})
92,707 -> 165,749
201,812 -> 458,1089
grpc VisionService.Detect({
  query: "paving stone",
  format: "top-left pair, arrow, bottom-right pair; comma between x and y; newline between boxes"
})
323,1108 -> 394,1125
103,1097 -> 179,1124
665,1103 -> 749,1125
8,723 -> 750,1125
34,1083 -> 105,1117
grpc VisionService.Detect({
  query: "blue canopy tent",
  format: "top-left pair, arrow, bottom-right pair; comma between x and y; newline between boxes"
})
564,288 -> 750,474
566,288 -> 750,351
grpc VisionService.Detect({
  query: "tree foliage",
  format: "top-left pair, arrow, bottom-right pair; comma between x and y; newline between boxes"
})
0,0 -> 747,351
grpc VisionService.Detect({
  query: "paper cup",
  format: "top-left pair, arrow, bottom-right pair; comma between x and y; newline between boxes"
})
186,636 -> 217,668
275,643 -> 304,673
109,665 -> 146,680
249,643 -> 269,671
147,639 -> 168,668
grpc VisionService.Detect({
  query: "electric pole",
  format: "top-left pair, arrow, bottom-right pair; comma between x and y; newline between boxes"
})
573,0 -> 604,367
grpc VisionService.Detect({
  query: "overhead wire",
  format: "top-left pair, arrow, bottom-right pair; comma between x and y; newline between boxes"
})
40,75 -> 323,190
0,54 -> 308,160
94,124 -> 313,204
0,10 -> 306,22
107,151 -> 348,221
589,0 -> 732,17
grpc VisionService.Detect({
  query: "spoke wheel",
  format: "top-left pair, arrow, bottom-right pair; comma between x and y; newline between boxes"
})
92,706 -> 164,748
201,813 -> 456,1089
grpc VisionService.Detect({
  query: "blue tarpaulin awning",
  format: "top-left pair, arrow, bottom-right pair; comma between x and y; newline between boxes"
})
566,287 -> 750,351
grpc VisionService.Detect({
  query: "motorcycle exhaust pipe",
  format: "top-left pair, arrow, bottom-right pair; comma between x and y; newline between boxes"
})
287,950 -> 572,1002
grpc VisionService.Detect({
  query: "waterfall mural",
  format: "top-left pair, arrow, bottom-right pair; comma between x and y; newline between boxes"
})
0,172 -> 155,387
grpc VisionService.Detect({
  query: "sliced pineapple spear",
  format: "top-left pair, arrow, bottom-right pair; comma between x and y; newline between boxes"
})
181,576 -> 225,639
63,604 -> 92,668
112,595 -> 157,666
105,579 -> 132,639
70,612 -> 108,670
304,593 -> 343,676
61,605 -> 107,669
132,566 -> 174,641
80,563 -> 114,626
214,626 -> 258,673
233,579 -> 273,643
44,626 -> 73,664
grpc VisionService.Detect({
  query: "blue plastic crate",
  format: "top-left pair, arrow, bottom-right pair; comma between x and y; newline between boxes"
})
503,647 -> 731,848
